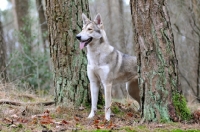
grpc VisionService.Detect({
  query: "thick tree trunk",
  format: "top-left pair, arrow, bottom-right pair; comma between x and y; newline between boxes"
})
36,0 -> 48,53
130,0 -> 189,122
46,0 -> 91,106
0,20 -> 6,83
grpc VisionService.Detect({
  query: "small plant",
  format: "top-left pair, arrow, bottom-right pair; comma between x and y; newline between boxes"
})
172,92 -> 191,121
111,105 -> 121,114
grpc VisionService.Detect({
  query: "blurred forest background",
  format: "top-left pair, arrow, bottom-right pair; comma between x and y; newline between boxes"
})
0,0 -> 200,104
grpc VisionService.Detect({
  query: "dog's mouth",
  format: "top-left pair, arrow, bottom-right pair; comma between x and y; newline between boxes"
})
80,38 -> 93,49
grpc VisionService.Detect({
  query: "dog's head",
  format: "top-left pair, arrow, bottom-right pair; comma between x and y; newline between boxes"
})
76,13 -> 103,49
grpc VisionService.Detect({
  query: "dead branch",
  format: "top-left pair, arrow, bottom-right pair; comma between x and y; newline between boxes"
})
0,100 -> 22,106
31,101 -> 55,106
0,100 -> 55,106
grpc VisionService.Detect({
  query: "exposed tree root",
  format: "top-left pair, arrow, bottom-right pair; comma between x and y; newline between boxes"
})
139,117 -> 145,124
0,100 -> 55,106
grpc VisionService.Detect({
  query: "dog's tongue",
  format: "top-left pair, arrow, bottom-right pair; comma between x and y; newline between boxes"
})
80,42 -> 85,50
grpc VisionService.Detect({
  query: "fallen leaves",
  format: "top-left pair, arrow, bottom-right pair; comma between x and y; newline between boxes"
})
127,112 -> 134,117
1,99 -> 200,131
93,118 -> 117,130
193,108 -> 200,123
40,110 -> 54,124
3,117 -> 13,124
1,108 -> 71,131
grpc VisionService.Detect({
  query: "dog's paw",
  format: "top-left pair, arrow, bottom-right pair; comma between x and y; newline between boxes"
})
88,111 -> 95,118
105,109 -> 111,121
105,113 -> 110,121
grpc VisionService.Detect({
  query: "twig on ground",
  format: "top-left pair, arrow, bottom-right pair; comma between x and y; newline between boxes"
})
0,100 -> 55,106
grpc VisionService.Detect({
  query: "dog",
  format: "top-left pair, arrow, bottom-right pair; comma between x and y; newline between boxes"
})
76,13 -> 140,121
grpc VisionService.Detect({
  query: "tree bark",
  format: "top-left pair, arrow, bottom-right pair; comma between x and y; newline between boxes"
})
0,20 -> 6,83
130,0 -> 187,122
46,0 -> 92,107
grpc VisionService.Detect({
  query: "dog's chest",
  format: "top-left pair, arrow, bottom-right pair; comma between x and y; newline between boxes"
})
87,52 -> 109,66
87,52 -> 111,79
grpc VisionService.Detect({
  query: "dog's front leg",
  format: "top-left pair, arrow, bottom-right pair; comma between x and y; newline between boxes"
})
103,82 -> 112,121
88,80 -> 100,118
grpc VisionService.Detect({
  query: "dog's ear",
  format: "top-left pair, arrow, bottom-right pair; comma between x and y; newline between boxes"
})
94,13 -> 102,25
94,13 -> 103,29
82,13 -> 90,25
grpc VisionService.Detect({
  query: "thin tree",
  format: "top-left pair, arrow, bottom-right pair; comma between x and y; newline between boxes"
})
46,0 -> 99,106
105,0 -> 127,99
12,0 -> 31,50
0,19 -> 6,83
130,0 -> 190,122
36,0 -> 48,53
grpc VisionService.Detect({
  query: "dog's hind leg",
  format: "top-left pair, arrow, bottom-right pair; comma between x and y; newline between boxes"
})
102,82 -> 112,121
126,78 -> 140,109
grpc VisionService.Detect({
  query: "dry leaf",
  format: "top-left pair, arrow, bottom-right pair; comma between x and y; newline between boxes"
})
3,118 -> 13,124
61,120 -> 69,125
127,112 -> 133,117
74,116 -> 80,121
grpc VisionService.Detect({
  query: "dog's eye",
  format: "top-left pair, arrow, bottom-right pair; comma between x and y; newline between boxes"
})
88,28 -> 92,31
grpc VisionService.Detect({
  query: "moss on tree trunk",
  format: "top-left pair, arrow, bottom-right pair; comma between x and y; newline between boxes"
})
46,0 -> 91,107
130,0 -> 190,122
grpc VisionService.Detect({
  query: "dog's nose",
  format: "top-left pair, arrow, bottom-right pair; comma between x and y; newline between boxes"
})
76,35 -> 81,40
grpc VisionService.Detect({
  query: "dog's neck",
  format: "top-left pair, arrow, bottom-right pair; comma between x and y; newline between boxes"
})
87,36 -> 108,52
87,37 -> 105,52
86,29 -> 115,55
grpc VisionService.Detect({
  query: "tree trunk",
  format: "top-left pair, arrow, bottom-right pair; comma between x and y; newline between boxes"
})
192,0 -> 200,101
36,0 -> 48,53
12,0 -> 31,51
106,0 -> 125,52
12,0 -> 29,31
130,0 -> 190,122
0,20 -> 6,83
167,0 -> 200,103
45,0 -> 92,107
104,0 -> 127,100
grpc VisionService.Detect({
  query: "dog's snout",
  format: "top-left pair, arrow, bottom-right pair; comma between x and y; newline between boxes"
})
76,35 -> 81,41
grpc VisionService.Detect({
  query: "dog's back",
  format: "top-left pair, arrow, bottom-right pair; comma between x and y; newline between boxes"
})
115,53 -> 137,81
107,49 -> 137,84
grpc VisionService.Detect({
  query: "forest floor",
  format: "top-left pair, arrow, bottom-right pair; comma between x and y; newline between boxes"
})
0,83 -> 200,132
